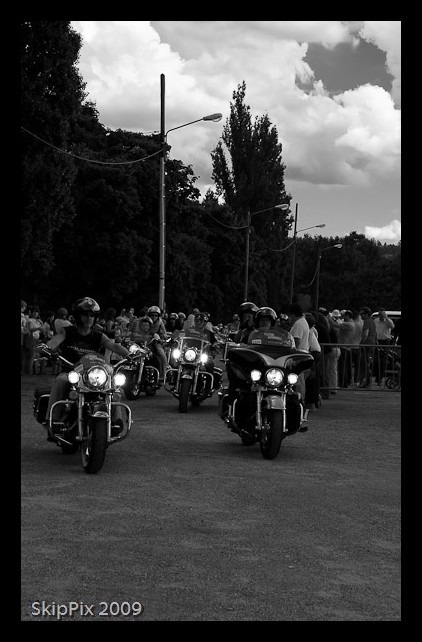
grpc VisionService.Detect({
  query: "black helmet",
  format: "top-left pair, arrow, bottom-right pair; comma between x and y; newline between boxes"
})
139,315 -> 153,326
239,301 -> 259,316
168,312 -> 178,320
255,307 -> 277,327
194,312 -> 207,321
73,297 -> 100,322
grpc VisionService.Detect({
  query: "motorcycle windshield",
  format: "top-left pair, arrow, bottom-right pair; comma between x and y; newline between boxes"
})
227,343 -> 313,373
179,336 -> 210,352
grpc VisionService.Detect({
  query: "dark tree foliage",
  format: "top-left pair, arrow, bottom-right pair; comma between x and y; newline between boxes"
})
21,21 -> 86,299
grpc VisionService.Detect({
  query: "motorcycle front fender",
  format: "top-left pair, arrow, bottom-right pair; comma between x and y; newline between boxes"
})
263,393 -> 286,410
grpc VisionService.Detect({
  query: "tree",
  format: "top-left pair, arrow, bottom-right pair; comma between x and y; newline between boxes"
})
21,21 -> 87,298
210,81 -> 292,310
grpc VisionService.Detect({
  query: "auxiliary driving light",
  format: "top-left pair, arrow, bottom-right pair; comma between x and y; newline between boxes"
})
68,371 -> 80,384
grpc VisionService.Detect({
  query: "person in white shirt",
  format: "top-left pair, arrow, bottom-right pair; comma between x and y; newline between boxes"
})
288,303 -> 311,426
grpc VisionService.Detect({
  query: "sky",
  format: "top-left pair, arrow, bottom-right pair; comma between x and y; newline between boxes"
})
70,21 -> 401,244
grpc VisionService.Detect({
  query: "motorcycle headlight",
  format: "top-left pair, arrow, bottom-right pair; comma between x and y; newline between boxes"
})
200,353 -> 208,364
251,369 -> 261,382
113,372 -> 126,387
265,368 -> 284,387
184,348 -> 197,362
87,366 -> 108,388
287,373 -> 298,385
68,371 -> 80,384
172,348 -> 181,360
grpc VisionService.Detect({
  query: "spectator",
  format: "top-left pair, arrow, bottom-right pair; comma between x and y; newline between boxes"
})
337,310 -> 355,387
39,311 -> 55,374
104,307 -> 120,364
21,300 -> 29,374
358,307 -> 377,387
288,303 -> 311,420
127,307 -> 137,324
326,310 -> 341,394
304,313 -> 322,422
165,312 -> 184,333
315,309 -> 331,399
225,313 -> 240,339
116,308 -> 130,339
24,305 -> 43,375
178,312 -> 187,329
184,307 -> 200,329
54,307 -> 72,336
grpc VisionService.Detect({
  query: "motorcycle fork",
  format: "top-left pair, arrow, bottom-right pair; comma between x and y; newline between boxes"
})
136,358 -> 145,386
77,392 -> 111,440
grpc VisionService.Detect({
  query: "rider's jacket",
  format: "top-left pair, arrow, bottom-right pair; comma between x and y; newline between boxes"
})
247,328 -> 295,348
60,326 -> 103,365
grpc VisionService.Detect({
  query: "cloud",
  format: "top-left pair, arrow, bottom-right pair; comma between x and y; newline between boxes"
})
365,219 -> 401,243
71,20 -> 400,196
359,21 -> 401,107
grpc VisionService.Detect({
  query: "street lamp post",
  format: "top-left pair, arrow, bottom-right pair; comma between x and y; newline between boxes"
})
288,203 -> 325,304
158,74 -> 222,311
315,244 -> 343,312
243,204 -> 286,301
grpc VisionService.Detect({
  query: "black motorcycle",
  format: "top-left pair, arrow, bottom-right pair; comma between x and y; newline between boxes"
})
164,334 -> 222,413
116,340 -> 160,400
33,347 -> 133,474
218,332 -> 313,460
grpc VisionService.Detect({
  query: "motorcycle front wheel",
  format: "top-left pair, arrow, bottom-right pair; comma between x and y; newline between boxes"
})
179,378 -> 191,413
123,376 -> 141,400
260,410 -> 283,460
81,418 -> 108,474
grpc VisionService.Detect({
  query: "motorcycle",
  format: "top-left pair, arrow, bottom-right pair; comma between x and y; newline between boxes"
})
218,330 -> 314,460
33,346 -> 134,474
116,340 -> 160,400
164,334 -> 223,413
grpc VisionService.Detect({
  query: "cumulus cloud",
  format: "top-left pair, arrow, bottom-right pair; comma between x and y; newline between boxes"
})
70,21 -> 400,238
365,219 -> 401,243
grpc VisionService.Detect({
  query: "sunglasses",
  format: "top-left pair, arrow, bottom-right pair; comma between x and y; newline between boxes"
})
150,314 -> 159,317
81,312 -> 96,317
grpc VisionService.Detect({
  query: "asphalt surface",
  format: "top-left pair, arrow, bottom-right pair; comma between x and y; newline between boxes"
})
21,374 -> 401,622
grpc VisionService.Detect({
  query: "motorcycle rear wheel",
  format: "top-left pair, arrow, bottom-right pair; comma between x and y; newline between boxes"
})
260,410 -> 283,460
81,418 -> 108,474
179,378 -> 191,413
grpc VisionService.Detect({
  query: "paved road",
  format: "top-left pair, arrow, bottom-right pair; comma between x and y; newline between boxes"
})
21,375 -> 401,621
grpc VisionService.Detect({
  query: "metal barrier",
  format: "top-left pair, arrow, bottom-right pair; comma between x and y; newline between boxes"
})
318,343 -> 401,393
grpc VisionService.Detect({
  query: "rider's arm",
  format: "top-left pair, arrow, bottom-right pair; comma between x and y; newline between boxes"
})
101,334 -> 130,358
44,333 -> 65,351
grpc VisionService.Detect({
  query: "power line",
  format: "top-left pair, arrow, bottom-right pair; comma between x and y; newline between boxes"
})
21,126 -> 163,165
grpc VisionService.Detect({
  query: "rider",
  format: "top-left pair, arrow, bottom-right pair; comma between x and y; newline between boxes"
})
128,315 -> 162,374
224,305 -> 293,412
40,297 -> 131,438
145,306 -> 168,383
233,301 -> 259,344
170,312 -> 222,388
248,307 -> 295,347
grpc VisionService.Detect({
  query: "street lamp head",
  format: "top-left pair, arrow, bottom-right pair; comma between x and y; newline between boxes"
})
203,113 -> 222,122
334,243 -> 342,248
275,204 -> 289,211
317,224 -> 326,228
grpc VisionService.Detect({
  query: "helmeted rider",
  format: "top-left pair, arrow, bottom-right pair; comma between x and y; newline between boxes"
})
170,311 -> 222,388
127,314 -> 162,375
142,306 -> 168,382
39,297 -> 131,439
233,301 -> 259,344
165,312 -> 184,332
248,307 -> 295,347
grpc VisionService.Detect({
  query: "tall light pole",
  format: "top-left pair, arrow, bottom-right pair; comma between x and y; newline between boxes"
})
315,244 -> 342,311
158,74 -> 222,311
289,204 -> 325,304
244,204 -> 286,301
